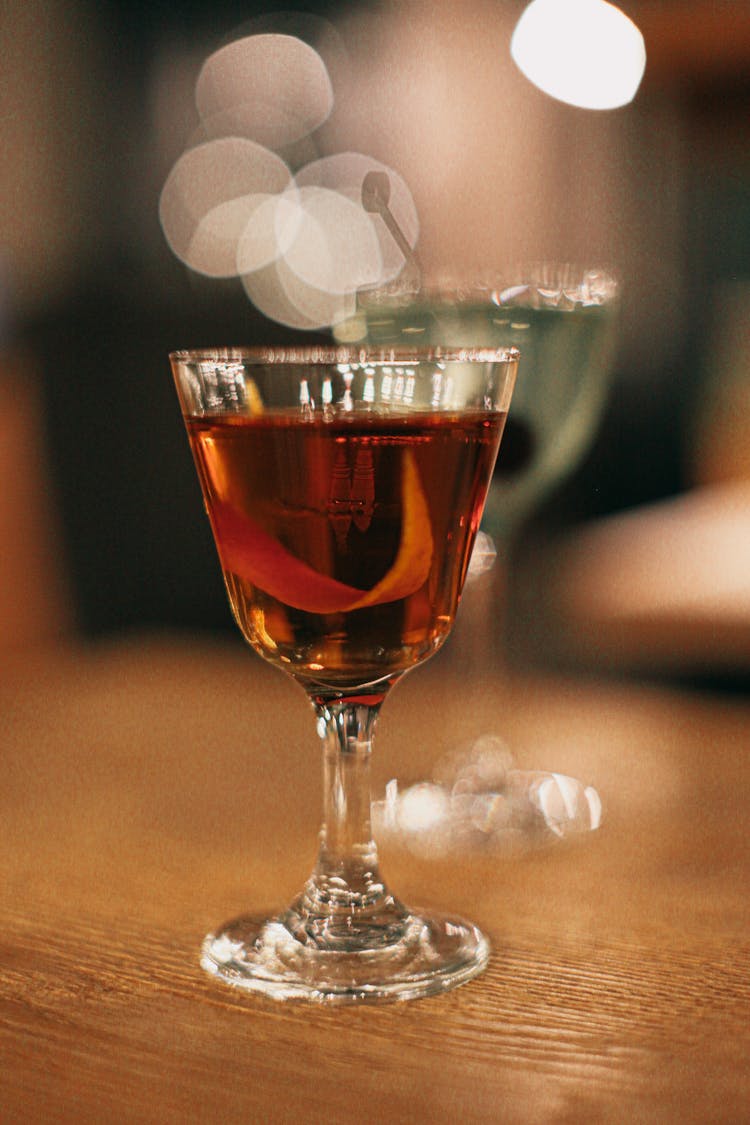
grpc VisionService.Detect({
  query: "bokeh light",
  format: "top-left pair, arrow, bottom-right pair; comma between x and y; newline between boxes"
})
235,190 -> 300,275
295,154 -> 419,285
241,258 -> 356,331
372,734 -> 602,859
159,137 -> 292,277
511,0 -> 646,110
279,185 -> 383,295
195,34 -> 334,150
160,32 -> 420,330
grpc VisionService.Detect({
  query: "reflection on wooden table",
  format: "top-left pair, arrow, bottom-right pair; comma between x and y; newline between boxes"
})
2,634 -> 749,1122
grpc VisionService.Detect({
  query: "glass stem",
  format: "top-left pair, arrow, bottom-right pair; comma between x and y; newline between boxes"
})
317,698 -> 379,886
286,693 -> 407,946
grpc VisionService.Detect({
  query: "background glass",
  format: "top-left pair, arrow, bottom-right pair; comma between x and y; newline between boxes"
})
338,265 -> 618,547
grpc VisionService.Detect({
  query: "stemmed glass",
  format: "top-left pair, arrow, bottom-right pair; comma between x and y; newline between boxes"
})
171,345 -> 518,1002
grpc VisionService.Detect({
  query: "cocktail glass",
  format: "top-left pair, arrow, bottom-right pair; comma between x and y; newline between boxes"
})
171,345 -> 518,1002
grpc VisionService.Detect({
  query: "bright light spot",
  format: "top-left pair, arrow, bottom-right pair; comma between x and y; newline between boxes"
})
210,934 -> 245,964
185,194 -> 271,277
242,258 -> 356,331
551,772 -> 581,819
278,253 -> 358,326
279,185 -> 382,295
384,778 -> 399,827
535,776 -> 569,836
466,531 -> 497,582
196,34 -> 334,149
295,154 -> 419,284
532,772 -> 603,837
511,0 -> 646,111
235,190 -> 300,275
493,285 -> 529,306
242,262 -> 322,329
159,138 -> 291,277
584,785 -> 603,830
158,33 -> 422,334
397,783 -> 450,833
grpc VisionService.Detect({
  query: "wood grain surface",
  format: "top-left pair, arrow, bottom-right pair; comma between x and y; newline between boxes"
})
1,635 -> 749,1123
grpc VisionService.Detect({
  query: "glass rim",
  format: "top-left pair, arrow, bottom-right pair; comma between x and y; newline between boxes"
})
169,345 -> 521,366
357,264 -> 619,309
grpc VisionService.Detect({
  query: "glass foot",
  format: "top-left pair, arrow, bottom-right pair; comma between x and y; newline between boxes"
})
201,910 -> 489,1003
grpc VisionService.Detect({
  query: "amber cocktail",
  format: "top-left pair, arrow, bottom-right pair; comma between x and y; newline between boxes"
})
171,346 -> 518,1002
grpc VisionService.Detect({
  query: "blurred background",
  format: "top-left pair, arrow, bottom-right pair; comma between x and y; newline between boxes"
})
1,0 -> 748,688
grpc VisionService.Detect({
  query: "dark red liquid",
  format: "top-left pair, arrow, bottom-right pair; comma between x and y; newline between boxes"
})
187,409 -> 505,688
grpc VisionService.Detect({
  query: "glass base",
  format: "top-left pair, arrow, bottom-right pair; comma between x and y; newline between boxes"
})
200,909 -> 490,1003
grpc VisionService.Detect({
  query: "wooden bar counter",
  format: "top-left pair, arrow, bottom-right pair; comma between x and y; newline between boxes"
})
2,634 -> 749,1122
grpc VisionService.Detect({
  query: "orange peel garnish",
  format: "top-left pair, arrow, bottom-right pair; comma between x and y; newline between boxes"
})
208,450 -> 433,614
350,451 -> 433,609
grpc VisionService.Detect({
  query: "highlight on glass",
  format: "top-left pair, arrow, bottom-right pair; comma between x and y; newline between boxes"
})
170,345 -> 519,1003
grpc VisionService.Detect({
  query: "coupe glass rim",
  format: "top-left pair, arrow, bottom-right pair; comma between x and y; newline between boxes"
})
169,345 -> 521,366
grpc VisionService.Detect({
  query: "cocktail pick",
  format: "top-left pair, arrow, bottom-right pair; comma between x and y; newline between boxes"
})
361,170 -> 422,292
